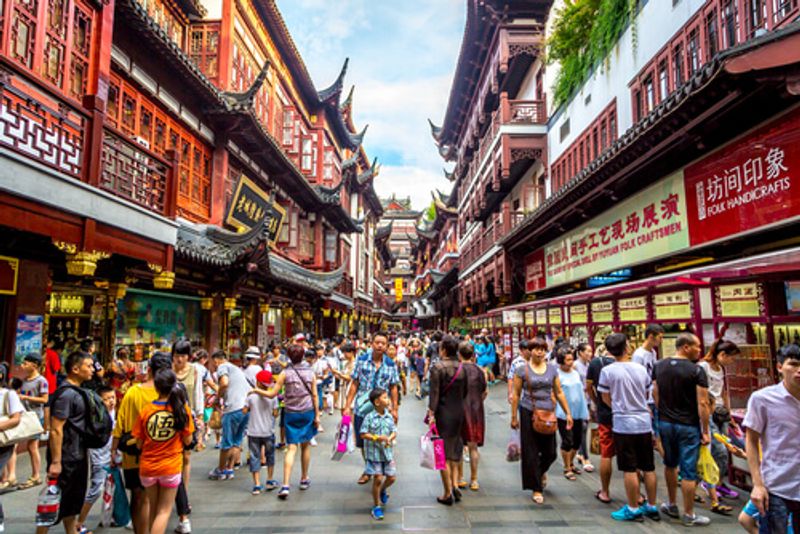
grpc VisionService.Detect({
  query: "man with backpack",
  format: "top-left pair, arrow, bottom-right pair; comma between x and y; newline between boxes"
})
37,350 -> 112,534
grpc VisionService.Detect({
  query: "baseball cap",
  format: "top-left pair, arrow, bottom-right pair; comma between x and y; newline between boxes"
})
294,333 -> 306,342
244,346 -> 261,359
256,370 -> 273,385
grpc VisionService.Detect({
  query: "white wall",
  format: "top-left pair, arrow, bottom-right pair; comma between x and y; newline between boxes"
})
546,0 -> 708,165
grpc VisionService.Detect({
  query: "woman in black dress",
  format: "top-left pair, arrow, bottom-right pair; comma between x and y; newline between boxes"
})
426,335 -> 467,505
457,341 -> 487,491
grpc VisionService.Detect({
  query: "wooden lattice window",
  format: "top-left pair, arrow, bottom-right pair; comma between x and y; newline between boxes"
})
4,0 -> 95,100
189,22 -> 219,80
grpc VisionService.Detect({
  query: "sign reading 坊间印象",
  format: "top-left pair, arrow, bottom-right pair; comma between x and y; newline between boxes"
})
684,108 -> 800,246
544,171 -> 690,288
523,108 -> 800,293
226,175 -> 286,245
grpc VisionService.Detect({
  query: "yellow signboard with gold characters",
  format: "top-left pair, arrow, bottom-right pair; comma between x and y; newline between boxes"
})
226,175 -> 286,246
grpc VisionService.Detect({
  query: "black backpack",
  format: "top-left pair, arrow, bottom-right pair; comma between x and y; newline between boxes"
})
56,384 -> 113,449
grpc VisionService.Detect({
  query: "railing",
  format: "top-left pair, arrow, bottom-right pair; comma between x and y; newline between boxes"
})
100,129 -> 171,214
0,75 -> 87,178
506,99 -> 547,125
335,274 -> 353,298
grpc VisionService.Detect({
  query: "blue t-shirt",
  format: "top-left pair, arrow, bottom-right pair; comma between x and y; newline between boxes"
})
556,368 -> 589,421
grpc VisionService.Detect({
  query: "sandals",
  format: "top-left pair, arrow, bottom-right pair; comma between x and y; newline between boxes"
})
710,502 -> 733,515
595,490 -> 612,504
77,526 -> 93,534
357,473 -> 371,485
469,481 -> 480,491
694,493 -> 707,504
0,479 -> 17,491
18,477 -> 42,490
571,464 -> 582,475
583,462 -> 596,473
564,470 -> 577,481
457,480 -> 467,489
532,493 -> 545,504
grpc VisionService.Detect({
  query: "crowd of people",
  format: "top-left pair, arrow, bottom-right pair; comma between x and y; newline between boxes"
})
0,325 -> 797,533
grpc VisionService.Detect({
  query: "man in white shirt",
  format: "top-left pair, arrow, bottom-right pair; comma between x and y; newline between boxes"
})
243,346 -> 263,387
632,324 -> 664,455
744,344 -> 800,534
598,333 -> 660,523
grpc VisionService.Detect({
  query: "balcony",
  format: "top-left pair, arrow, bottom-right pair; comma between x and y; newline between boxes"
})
457,95 -> 547,223
459,212 -> 508,273
335,273 -> 354,298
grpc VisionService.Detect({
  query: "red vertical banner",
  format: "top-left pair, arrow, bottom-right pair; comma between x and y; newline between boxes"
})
684,109 -> 800,246
524,248 -> 546,293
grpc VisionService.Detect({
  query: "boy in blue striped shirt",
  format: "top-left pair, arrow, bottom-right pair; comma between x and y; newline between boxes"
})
360,388 -> 397,520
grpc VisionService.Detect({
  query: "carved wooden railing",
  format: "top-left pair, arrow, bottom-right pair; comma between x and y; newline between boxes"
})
335,273 -> 353,298
0,74 -> 86,178
100,128 -> 172,215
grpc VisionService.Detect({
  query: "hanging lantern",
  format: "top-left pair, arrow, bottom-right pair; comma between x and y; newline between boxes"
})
108,283 -> 127,300
200,297 -> 214,310
322,308 -> 331,318
333,310 -> 341,319
54,242 -> 111,277
260,303 -> 271,313
224,297 -> 237,310
285,307 -> 295,319
302,310 -> 313,321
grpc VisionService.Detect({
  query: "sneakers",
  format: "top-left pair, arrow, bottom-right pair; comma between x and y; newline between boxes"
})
264,480 -> 279,491
310,438 -> 318,447
660,503 -> 680,519
380,490 -> 389,505
174,518 -> 192,533
643,504 -> 661,521
371,506 -> 384,520
611,505 -> 644,522
208,468 -> 225,480
683,513 -> 711,526
251,485 -> 262,495
299,478 -> 311,490
716,484 -> 739,500
223,469 -> 235,480
277,486 -> 290,500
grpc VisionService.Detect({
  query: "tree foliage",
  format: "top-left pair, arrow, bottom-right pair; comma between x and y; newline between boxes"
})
547,0 -> 638,108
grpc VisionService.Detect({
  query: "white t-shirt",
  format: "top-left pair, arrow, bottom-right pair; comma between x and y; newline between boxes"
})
597,361 -> 652,435
313,358 -> 331,378
244,363 -> 263,387
246,394 -> 277,438
698,361 -> 725,407
632,346 -> 657,402
743,382 -> 800,500
217,362 -> 250,413
0,388 -> 24,417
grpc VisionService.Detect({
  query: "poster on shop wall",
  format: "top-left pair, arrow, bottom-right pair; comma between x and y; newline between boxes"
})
14,315 -> 43,366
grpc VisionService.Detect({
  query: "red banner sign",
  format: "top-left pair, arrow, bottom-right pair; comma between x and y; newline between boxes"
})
524,249 -> 546,293
685,109 -> 800,246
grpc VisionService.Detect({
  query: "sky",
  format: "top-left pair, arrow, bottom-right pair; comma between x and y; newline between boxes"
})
277,0 -> 465,211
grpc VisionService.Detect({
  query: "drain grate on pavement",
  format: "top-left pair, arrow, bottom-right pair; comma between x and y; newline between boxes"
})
402,506 -> 470,530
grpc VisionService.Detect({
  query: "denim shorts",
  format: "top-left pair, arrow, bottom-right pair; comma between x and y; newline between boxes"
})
364,459 -> 396,477
221,409 -> 249,450
659,420 -> 701,481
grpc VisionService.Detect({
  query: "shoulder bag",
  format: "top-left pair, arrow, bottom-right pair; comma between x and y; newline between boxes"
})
0,389 -> 44,447
524,365 -> 557,435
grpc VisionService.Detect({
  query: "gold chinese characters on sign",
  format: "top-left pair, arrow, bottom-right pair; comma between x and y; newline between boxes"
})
226,175 -> 286,246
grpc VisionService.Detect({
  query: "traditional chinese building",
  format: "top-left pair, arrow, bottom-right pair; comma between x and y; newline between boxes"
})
0,0 -> 387,366
429,0 -> 550,326
477,1 -> 800,414
378,195 -> 421,330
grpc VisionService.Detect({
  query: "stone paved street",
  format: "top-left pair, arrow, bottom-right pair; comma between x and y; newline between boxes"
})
2,385 -> 747,533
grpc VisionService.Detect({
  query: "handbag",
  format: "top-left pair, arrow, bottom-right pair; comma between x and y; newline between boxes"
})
524,366 -> 557,435
590,425 -> 601,455
208,409 -> 222,430
0,389 -> 44,446
419,423 -> 446,470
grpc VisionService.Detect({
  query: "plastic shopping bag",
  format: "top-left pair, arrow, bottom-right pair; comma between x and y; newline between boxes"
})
99,467 -> 114,527
331,415 -> 352,461
590,425 -> 601,456
111,467 -> 131,527
697,445 -> 720,486
420,425 -> 446,470
506,429 -> 521,462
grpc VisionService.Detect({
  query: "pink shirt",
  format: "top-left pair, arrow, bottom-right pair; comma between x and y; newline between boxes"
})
743,382 -> 800,500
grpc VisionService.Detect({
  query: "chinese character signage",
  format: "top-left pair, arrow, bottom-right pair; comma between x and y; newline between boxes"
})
226,175 -> 286,245
535,309 -> 547,325
570,304 -> 588,324
502,310 -> 523,326
394,278 -> 403,302
0,256 -> 18,295
618,296 -> 648,322
539,172 -> 690,291
548,307 -> 562,325
524,249 -> 546,293
654,290 -> 692,320
591,301 -> 614,323
717,283 -> 761,318
685,109 -> 800,247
